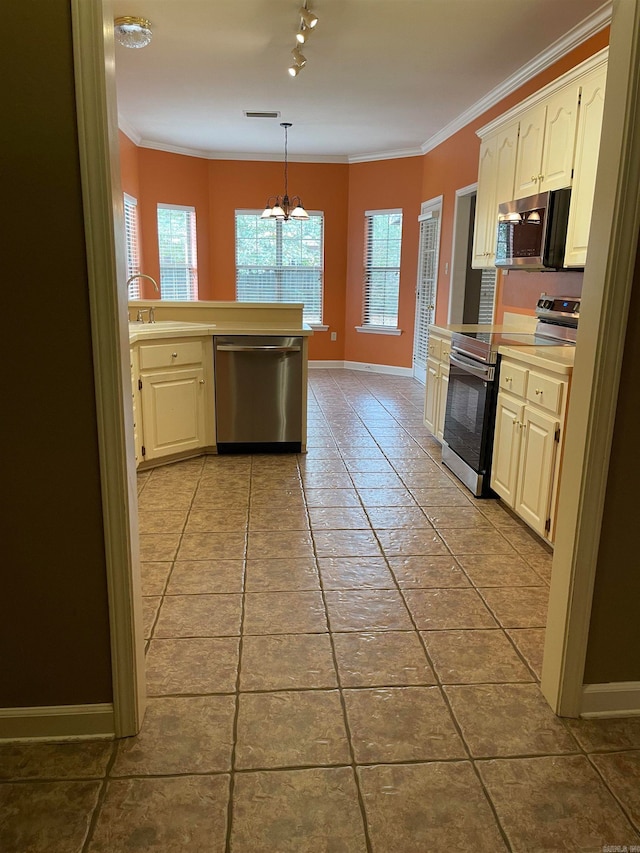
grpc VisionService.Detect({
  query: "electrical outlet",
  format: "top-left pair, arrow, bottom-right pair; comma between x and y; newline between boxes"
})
330,331 -> 337,341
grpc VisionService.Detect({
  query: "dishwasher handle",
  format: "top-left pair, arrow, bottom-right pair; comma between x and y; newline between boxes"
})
216,343 -> 301,353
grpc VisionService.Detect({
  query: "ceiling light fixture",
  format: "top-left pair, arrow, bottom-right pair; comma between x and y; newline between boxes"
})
299,4 -> 318,29
261,123 -> 309,222
296,26 -> 308,44
114,16 -> 152,49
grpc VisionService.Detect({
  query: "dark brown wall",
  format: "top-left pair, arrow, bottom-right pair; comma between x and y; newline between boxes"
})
584,229 -> 640,683
1,1 -> 113,705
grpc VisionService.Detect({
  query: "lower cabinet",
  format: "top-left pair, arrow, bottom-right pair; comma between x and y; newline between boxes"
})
140,367 -> 207,461
491,355 -> 570,542
424,330 -> 451,441
132,336 -> 214,465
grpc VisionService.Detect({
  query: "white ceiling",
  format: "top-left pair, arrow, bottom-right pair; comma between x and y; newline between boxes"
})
113,0 -> 610,162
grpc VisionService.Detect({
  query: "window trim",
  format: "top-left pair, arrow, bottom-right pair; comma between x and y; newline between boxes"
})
362,207 -> 403,331
234,209 -> 325,326
156,203 -> 199,301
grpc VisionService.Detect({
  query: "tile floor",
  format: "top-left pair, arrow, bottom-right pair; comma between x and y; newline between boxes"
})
2,369 -> 640,852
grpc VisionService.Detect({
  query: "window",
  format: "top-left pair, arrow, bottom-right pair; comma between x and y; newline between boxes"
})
157,204 -> 198,300
235,211 -> 324,325
362,209 -> 403,328
124,194 -> 140,299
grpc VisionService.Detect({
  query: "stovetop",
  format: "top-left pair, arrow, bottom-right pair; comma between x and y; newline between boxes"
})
452,325 -> 576,364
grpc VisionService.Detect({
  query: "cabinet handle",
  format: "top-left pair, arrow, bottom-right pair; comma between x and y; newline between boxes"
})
535,388 -> 542,395
171,352 -> 178,358
505,376 -> 512,382
538,174 -> 544,181
199,379 -> 205,384
531,175 -> 537,182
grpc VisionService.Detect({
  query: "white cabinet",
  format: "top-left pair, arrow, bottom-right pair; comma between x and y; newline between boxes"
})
513,84 -> 580,199
134,336 -> 214,464
564,64 -> 608,267
491,355 -> 571,542
424,330 -> 451,441
472,122 -> 519,268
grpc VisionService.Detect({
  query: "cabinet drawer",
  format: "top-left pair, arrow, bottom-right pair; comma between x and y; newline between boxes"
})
427,337 -> 442,361
525,370 -> 564,414
499,362 -> 528,397
139,339 -> 205,370
440,339 -> 452,362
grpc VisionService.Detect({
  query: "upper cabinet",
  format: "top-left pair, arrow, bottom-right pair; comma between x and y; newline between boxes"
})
472,48 -> 608,270
472,121 -> 519,268
513,85 -> 580,199
564,64 -> 608,268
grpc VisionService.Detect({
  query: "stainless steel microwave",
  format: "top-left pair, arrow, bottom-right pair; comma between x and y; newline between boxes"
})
495,188 -> 572,270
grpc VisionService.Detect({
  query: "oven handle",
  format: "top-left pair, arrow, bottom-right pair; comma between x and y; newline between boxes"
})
449,352 -> 495,382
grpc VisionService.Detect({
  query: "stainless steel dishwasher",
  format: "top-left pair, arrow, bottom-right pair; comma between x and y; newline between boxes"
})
213,335 -> 303,453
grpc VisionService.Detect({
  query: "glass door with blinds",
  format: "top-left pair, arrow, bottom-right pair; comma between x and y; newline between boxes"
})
413,202 -> 442,384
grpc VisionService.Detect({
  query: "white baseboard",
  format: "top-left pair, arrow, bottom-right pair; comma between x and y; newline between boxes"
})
309,359 -> 412,378
308,360 -> 345,369
0,703 -> 115,742
580,682 -> 640,718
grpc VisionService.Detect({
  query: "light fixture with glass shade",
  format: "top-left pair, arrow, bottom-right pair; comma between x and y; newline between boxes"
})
114,16 -> 153,49
261,123 -> 309,222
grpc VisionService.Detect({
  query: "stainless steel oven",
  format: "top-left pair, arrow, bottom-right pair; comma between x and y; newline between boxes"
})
442,337 -> 497,497
441,296 -> 580,497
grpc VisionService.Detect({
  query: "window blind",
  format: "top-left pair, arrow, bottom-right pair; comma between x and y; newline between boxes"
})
363,209 -> 403,327
157,204 -> 198,301
235,212 -> 324,325
124,194 -> 140,299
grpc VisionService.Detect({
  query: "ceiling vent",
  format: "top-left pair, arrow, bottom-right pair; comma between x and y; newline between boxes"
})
244,111 -> 281,119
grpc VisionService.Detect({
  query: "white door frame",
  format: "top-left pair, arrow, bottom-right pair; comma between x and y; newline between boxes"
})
72,0 -> 146,737
541,0 -> 640,716
448,182 -> 478,325
413,196 -> 443,383
71,0 -> 639,726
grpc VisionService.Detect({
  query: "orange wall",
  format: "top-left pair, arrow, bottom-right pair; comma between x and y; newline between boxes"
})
206,159 -> 349,361
423,28 -> 609,326
344,157 -> 424,366
136,148 -> 211,300
119,26 -> 608,364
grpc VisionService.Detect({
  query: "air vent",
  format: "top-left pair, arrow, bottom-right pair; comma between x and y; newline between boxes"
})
243,111 -> 281,119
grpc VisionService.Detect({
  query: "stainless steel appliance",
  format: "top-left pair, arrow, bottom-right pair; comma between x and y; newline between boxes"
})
214,335 -> 303,453
441,297 -> 580,496
495,188 -> 572,270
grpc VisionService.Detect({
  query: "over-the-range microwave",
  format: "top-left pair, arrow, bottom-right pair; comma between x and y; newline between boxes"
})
495,188 -> 573,271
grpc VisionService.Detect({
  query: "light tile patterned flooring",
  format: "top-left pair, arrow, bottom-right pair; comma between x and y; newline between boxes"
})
2,369 -> 640,852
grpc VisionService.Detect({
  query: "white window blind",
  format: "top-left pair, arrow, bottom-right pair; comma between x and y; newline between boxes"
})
124,194 -> 140,299
363,209 -> 403,327
157,204 -> 198,301
235,211 -> 324,325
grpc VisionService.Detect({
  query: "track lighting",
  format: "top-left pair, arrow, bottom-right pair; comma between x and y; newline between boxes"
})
296,26 -> 308,44
291,47 -> 307,67
299,5 -> 318,29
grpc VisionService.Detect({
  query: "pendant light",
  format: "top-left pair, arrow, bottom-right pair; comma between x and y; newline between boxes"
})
261,123 -> 309,222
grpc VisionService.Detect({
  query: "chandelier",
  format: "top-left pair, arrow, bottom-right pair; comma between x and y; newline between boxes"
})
261,123 -> 309,222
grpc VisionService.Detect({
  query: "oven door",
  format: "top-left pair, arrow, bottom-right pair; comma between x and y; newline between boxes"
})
443,351 -> 496,476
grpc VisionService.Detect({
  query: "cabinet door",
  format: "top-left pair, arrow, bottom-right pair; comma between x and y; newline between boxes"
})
514,104 -> 546,199
424,358 -> 440,434
539,85 -> 580,192
140,367 -> 207,461
564,65 -> 607,267
436,366 -> 450,442
491,393 -> 524,507
131,354 -> 142,466
472,136 -> 498,268
515,406 -> 559,536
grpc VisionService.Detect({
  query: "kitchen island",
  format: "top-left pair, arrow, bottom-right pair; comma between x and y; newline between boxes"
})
128,301 -> 313,467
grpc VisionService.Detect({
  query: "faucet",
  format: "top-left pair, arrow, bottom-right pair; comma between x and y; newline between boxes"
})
127,273 -> 159,323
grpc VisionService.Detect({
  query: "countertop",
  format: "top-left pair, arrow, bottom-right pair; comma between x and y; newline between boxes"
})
498,344 -> 575,374
428,322 -> 539,337
129,320 -> 314,343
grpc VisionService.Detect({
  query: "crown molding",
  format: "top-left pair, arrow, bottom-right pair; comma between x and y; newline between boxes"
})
421,0 -> 612,155
117,115 -> 141,145
348,146 -> 424,164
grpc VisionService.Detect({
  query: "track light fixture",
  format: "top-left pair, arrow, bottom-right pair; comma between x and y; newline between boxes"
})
299,4 -> 318,29
288,3 -> 318,76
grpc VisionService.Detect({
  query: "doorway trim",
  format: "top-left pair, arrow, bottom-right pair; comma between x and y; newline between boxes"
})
448,182 -> 478,324
71,0 -> 146,737
541,0 -> 640,716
